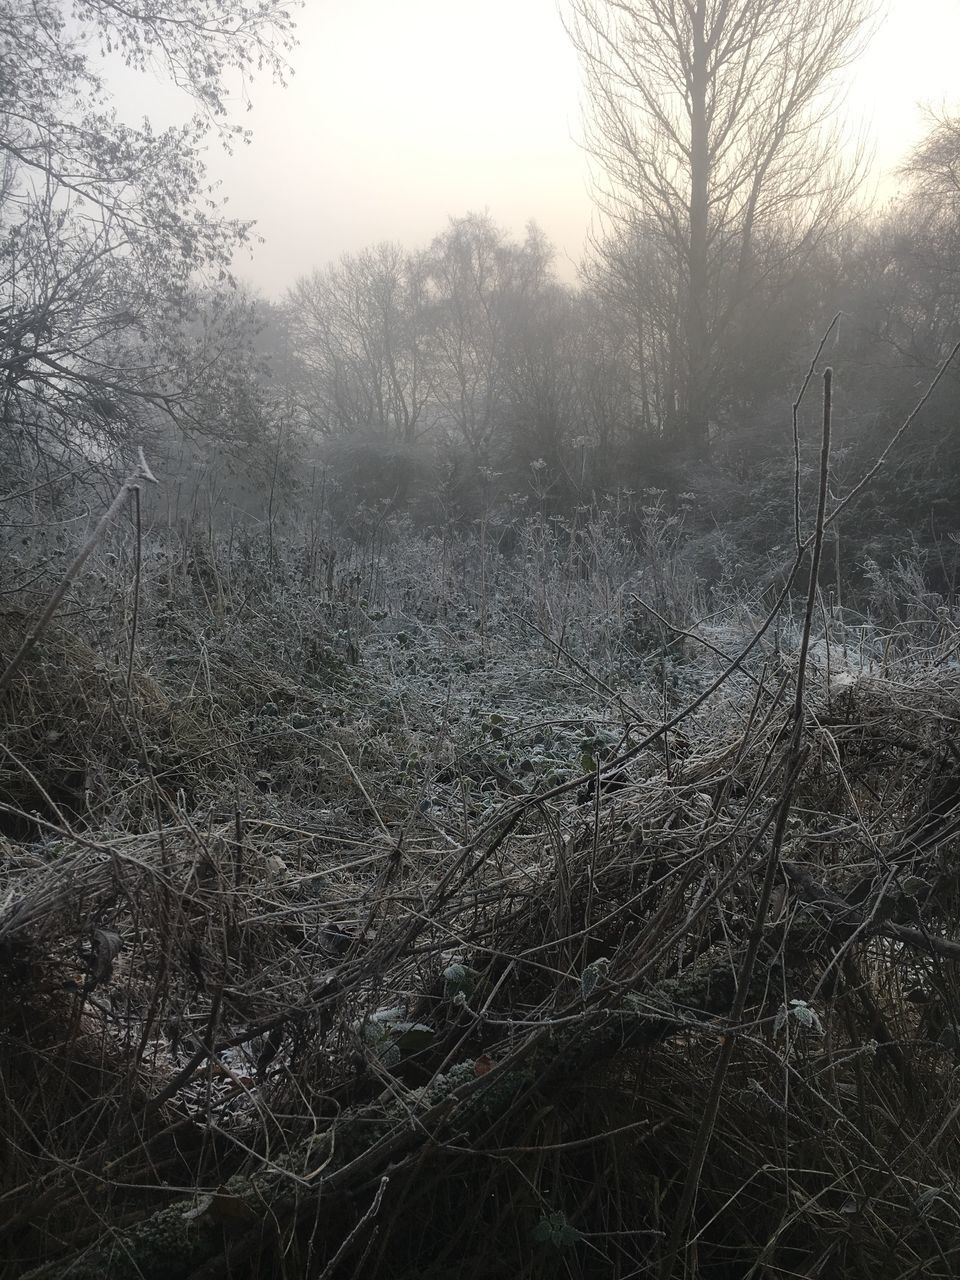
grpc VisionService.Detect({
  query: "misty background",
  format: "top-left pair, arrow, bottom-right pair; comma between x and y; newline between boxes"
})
102,0 -> 960,294
4,0 -> 960,604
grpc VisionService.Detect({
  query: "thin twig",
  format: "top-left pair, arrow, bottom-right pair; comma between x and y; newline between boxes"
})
660,368 -> 833,1280
0,449 -> 156,697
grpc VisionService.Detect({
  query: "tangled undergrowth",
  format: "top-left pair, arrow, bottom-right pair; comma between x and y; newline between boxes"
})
4,511 -> 960,1280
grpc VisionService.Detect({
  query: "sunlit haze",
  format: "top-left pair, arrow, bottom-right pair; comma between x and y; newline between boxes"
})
107,0 -> 960,296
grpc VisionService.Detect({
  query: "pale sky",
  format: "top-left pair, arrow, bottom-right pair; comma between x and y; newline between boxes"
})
107,0 -> 960,296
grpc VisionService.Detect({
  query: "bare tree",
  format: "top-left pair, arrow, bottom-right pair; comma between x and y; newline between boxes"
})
426,214 -> 552,464
849,112 -> 960,373
566,0 -> 874,454
903,112 -> 960,209
289,245 -> 432,441
583,219 -> 684,439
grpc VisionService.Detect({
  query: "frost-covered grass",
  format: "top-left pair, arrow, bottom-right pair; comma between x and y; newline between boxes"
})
6,510 -> 960,1278
6,504 -> 960,840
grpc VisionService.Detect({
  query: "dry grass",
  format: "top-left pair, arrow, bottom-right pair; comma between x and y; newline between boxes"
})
4,510 -> 960,1279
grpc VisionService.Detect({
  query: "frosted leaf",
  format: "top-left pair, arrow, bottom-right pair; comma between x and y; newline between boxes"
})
443,962 -> 478,999
901,876 -> 931,897
361,1020 -> 389,1047
531,1211 -> 582,1249
581,956 -> 610,1001
775,998 -> 823,1037
369,1006 -> 405,1024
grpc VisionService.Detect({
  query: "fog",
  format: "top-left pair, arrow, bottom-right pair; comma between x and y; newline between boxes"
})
101,0 -> 960,296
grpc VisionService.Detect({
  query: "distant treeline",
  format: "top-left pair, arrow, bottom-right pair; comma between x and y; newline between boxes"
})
3,0 -> 959,594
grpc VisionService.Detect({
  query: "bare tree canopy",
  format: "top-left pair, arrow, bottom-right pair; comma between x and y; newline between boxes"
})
903,111 -> 960,210
566,0 -> 875,453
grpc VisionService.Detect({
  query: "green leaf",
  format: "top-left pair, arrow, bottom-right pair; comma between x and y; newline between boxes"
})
531,1211 -> 583,1249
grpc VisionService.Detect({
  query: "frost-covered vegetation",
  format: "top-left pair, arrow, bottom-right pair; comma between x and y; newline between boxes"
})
6,1 -> 960,1277
8,497 -> 960,1278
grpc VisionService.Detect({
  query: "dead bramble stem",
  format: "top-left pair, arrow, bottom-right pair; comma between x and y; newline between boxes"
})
660,368 -> 834,1280
0,449 -> 157,699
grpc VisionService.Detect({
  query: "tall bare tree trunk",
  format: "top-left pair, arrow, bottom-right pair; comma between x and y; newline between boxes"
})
686,0 -> 711,457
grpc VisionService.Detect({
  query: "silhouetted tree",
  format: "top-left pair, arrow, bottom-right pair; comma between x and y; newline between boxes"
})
288,244 -> 433,441
425,215 -> 553,465
566,0 -> 873,455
